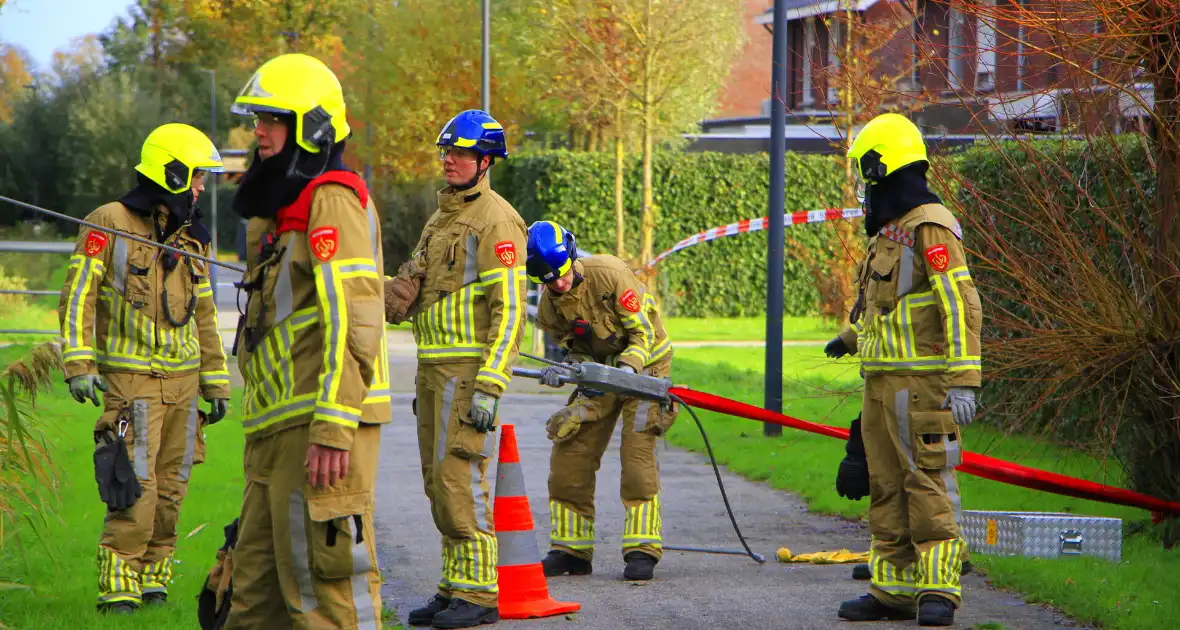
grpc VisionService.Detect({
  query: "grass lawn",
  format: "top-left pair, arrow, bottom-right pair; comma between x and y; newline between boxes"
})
663,346 -> 1180,630
662,315 -> 840,342
0,347 -> 402,629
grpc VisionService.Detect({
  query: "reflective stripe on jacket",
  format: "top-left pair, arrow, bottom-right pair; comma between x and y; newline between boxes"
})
841,203 -> 982,386
58,202 -> 229,400
409,176 -> 528,396
238,179 -> 391,449
536,255 -> 673,371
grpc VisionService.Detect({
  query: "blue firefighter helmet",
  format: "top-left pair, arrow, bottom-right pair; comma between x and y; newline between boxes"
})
435,110 -> 508,160
526,221 -> 577,284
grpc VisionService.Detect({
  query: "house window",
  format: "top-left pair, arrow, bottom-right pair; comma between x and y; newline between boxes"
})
975,0 -> 996,91
948,7 -> 968,89
827,19 -> 841,104
1091,19 -> 1101,86
911,2 -> 922,87
802,17 -> 816,106
1016,0 -> 1027,92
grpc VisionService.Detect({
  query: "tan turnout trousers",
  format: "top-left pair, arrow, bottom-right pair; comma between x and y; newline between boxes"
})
415,362 -> 500,608
862,373 -> 965,610
96,372 -> 206,605
547,359 -> 669,562
224,423 -> 383,629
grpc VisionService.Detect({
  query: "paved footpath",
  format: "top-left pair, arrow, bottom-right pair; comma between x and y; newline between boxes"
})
373,390 -> 1082,630
217,323 -> 1082,629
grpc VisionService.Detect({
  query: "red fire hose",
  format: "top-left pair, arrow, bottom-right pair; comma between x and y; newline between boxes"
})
670,386 -> 1180,519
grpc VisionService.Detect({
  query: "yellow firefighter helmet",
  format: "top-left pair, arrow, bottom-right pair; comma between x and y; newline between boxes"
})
135,123 -> 224,194
847,113 -> 928,182
231,53 -> 351,154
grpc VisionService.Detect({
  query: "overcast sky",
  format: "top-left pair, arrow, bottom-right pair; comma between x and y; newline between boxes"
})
0,0 -> 129,70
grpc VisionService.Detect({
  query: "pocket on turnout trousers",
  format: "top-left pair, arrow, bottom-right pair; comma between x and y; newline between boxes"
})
910,409 -> 961,470
446,381 -> 495,460
306,491 -> 372,580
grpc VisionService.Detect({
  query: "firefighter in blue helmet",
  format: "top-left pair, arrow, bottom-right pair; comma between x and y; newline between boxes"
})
527,220 -> 678,581
396,110 -> 528,629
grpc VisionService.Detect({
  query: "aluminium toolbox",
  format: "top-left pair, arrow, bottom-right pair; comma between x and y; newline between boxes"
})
961,510 -> 1123,562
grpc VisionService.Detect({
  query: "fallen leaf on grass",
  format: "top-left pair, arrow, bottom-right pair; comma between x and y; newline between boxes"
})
187,522 -> 209,539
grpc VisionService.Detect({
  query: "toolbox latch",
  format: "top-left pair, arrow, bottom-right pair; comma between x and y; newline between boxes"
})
1059,530 -> 1084,555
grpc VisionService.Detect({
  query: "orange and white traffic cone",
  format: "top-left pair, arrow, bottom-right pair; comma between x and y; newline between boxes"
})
494,424 -> 581,620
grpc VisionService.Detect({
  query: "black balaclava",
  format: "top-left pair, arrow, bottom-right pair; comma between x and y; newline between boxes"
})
232,113 -> 350,220
119,173 -> 210,246
863,161 -> 942,237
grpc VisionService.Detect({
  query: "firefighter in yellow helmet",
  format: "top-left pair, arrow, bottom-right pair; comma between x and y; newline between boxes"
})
825,112 -> 981,627
223,53 -> 390,629
57,122 -> 230,614
391,110 -> 527,629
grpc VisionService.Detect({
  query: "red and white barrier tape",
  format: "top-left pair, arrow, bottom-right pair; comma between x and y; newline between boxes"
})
642,207 -> 863,270
670,387 -> 1180,518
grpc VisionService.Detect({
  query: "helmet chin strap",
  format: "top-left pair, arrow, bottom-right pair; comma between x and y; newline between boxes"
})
454,158 -> 490,191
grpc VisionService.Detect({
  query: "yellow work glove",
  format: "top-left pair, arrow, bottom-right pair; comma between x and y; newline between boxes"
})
546,406 -> 587,443
776,547 -> 870,564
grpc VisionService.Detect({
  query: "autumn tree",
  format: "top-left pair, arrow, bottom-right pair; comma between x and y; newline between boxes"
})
525,0 -> 641,258
0,43 -> 33,125
920,0 -> 1180,532
790,3 -> 936,320
543,0 -> 744,272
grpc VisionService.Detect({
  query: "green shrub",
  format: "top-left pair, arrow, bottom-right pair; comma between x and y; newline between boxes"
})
494,150 -> 849,317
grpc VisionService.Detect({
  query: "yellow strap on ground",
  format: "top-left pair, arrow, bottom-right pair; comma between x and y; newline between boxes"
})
776,547 -> 870,564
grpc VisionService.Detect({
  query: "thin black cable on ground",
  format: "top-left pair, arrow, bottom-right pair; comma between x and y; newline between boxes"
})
669,392 -> 765,564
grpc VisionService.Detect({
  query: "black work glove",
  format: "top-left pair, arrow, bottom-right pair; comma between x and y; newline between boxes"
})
836,416 -> 870,501
824,336 -> 850,359
95,433 -> 142,512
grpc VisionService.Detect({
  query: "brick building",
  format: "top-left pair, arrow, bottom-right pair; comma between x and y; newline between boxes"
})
689,0 -> 1153,153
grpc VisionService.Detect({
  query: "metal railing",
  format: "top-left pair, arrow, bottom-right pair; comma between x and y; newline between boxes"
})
2,239 -> 564,361
0,241 -> 69,337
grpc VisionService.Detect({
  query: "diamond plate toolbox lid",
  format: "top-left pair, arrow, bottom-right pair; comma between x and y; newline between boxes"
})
961,510 -> 1123,562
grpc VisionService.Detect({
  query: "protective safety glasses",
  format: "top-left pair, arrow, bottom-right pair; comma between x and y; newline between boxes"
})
251,112 -> 285,129
850,156 -> 869,203
438,147 -> 480,163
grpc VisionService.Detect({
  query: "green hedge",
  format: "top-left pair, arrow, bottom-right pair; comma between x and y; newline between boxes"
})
495,150 -> 848,317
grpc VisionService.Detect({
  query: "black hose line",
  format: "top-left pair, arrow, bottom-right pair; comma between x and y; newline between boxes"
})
670,392 -> 765,564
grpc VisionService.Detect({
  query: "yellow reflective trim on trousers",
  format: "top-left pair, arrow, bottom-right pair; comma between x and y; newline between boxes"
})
622,494 -> 663,546
447,533 -> 499,592
869,544 -> 918,595
919,538 -> 964,593
97,546 -> 141,601
550,500 -> 595,549
141,556 -> 174,593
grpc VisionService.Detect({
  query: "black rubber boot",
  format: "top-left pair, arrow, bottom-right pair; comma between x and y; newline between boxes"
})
622,551 -> 657,581
851,563 -> 871,580
541,550 -> 592,577
430,598 -> 499,629
837,594 -> 916,621
918,594 -> 956,627
962,560 -> 974,575
97,601 -> 138,615
408,594 -> 451,626
142,592 -> 167,606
